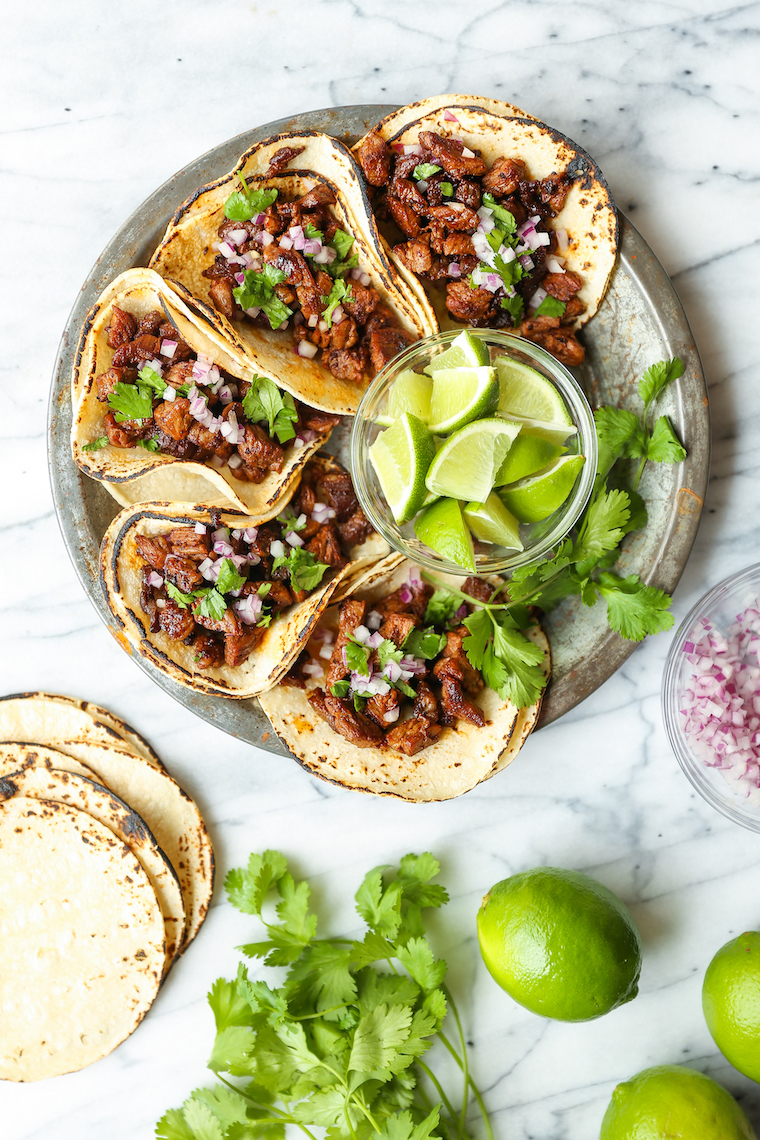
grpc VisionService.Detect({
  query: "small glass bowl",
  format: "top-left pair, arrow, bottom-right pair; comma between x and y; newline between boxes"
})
350,329 -> 597,575
662,562 -> 760,832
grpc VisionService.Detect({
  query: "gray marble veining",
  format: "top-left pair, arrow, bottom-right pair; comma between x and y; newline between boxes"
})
3,1 -> 760,1137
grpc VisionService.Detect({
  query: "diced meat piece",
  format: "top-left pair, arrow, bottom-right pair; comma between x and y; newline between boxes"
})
136,310 -> 164,337
394,237 -> 433,275
299,184 -> 337,211
434,657 -> 485,726
145,425 -> 198,460
297,406 -> 341,434
379,613 -> 418,649
164,361 -> 196,389
342,282 -> 379,326
323,347 -> 367,384
374,580 -> 432,623
385,716 -> 442,755
103,410 -> 138,448
111,334 -> 162,367
305,521 -> 345,568
224,622 -> 265,667
368,326 -> 414,374
522,327 -> 585,366
560,296 -> 586,325
454,179 -> 482,210
317,471 -> 358,519
326,599 -> 366,685
266,145 -> 306,175
539,173 -> 573,214
418,131 -> 488,179
293,259 -> 323,321
322,693 -> 384,747
158,598 -> 196,642
363,304 -> 397,334
542,270 -> 583,302
281,651 -> 308,688
265,580 -> 294,610
520,315 -> 561,336
413,680 -> 440,723
365,688 -> 402,728
307,687 -> 335,726
426,203 -> 480,232
139,566 -> 160,633
195,605 -> 239,637
106,306 -> 138,349
441,627 -> 484,695
276,283 -> 298,305
482,157 -> 527,198
338,509 -> 374,549
185,421 -> 223,461
135,533 -> 172,570
445,280 -> 495,325
387,195 -> 423,238
329,317 -> 359,350
209,277 -> 236,320
357,131 -> 392,187
192,631 -> 224,670
443,233 -> 475,257
393,178 -> 428,214
96,365 -> 136,403
237,424 -> 285,480
154,397 -> 192,442
462,576 -> 493,604
163,553 -> 204,593
247,522 -> 279,560
166,526 -> 211,560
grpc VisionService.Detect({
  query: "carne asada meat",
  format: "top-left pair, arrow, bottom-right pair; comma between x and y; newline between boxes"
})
356,129 -> 586,365
201,149 -> 415,383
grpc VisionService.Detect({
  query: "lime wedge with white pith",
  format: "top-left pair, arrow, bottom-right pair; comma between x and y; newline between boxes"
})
499,455 -> 586,523
369,412 -> 435,525
427,366 -> 499,434
506,417 -> 578,447
425,417 -> 522,504
414,497 -> 476,572
425,330 -> 491,374
376,369 -> 433,427
464,494 -> 524,550
495,356 -> 573,425
494,432 -> 566,485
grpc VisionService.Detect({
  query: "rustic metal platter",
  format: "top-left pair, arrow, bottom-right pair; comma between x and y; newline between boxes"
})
48,103 -> 709,759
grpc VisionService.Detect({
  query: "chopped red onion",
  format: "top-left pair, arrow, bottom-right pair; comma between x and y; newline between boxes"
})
228,454 -> 243,470
318,319 -> 329,332
353,625 -> 370,644
209,455 -> 225,469
297,341 -> 318,359
461,146 -> 475,158
147,571 -> 163,588
400,655 -> 427,676
399,587 -> 413,604
403,143 -> 424,156
443,110 -> 459,123
279,235 -> 294,251
289,225 -> 305,250
163,386 -> 176,403
391,143 -> 405,153
312,502 -> 336,523
359,271 -> 371,287
546,256 -> 566,273
307,314 -> 319,328
298,429 -> 318,444
194,522 -> 207,535
293,436 -> 305,449
227,228 -> 248,247
234,594 -> 262,625
366,631 -> 384,650
383,707 -> 401,724
286,531 -> 304,548
218,240 -> 237,260
253,213 -> 266,226
529,287 -> 548,311
243,527 -> 258,543
367,609 -> 383,631
321,629 -> 334,645
229,553 -> 248,571
212,527 -> 229,543
303,663 -> 324,678
270,539 -> 286,558
219,385 -> 233,404
449,262 -> 462,278
261,232 -> 274,246
556,228 -> 569,252
214,540 -> 234,556
455,603 -> 468,620
303,238 -> 322,257
519,255 -> 535,271
160,339 -> 178,358
319,645 -> 334,661
332,306 -> 345,325
156,598 -> 166,610
244,306 -> 262,319
350,267 -> 363,280
384,661 -> 402,683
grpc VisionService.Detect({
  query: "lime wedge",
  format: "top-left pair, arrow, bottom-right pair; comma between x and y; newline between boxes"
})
369,412 -> 435,525
427,365 -> 499,434
499,455 -> 586,523
495,356 -> 572,425
494,432 -> 566,485
425,417 -> 522,503
505,417 -> 578,447
425,330 -> 491,374
464,494 -> 524,550
414,497 -> 476,572
376,369 -> 433,427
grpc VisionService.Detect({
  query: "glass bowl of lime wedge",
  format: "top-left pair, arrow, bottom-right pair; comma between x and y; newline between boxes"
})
350,329 -> 597,575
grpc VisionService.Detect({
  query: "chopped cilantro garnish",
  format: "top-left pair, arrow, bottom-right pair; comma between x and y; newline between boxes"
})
136,438 -> 160,452
331,680 -> 351,698
193,588 -> 227,622
223,173 -> 278,222
326,251 -> 359,279
403,627 -> 447,660
345,637 -> 371,677
330,228 -> 355,261
376,638 -> 403,670
500,293 -> 525,324
271,546 -> 329,593
322,279 -> 354,329
107,382 -> 153,423
413,163 -> 441,181
164,581 -> 195,608
440,181 -> 454,197
241,376 -> 298,444
232,265 -> 293,330
534,296 -> 566,318
215,558 -> 247,596
425,589 -> 461,627
136,365 -> 166,395
303,222 -> 324,242
482,193 -> 517,233
82,436 -> 108,452
277,507 -> 307,532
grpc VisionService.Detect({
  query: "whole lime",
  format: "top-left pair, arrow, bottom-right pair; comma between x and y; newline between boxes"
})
600,1064 -> 756,1139
477,866 -> 642,1021
703,931 -> 760,1082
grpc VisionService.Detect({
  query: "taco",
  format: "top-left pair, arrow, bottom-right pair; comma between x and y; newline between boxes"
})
149,132 -> 438,416
71,268 -> 338,514
100,454 -> 396,698
355,97 -> 618,367
259,559 -> 550,801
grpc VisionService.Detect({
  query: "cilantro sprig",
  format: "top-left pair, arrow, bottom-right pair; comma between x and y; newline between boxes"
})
242,376 -> 299,444
271,546 -> 330,594
224,172 -> 279,222
322,279 -> 354,329
233,264 -> 293,330
157,851 -> 493,1140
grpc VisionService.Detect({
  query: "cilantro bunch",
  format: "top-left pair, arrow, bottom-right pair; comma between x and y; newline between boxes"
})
157,852 -> 492,1140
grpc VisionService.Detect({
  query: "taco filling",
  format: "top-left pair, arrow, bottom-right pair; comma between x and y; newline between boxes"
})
89,304 -> 339,482
357,129 -> 586,365
281,571 -> 501,755
131,461 -> 376,670
202,147 -> 416,384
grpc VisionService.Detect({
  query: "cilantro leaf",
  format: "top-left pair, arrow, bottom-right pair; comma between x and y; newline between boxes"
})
277,508 -> 307,532
402,628 -> 446,660
304,222 -> 323,242
156,1106 -> 197,1140
326,251 -> 359,279
215,557 -> 247,596
638,356 -> 685,411
647,415 -> 687,464
137,364 -> 167,395
193,589 -> 227,621
165,580 -> 195,608
233,268 -> 293,330
412,163 -> 441,181
208,976 -> 253,1031
331,680 -> 351,699
572,488 -> 631,564
593,405 -> 640,478
345,637 -> 371,677
355,869 -> 403,939
108,381 -> 153,422
534,295 -> 565,318
208,1025 -> 255,1076
500,292 -> 524,324
348,1003 -> 413,1074
82,436 -> 108,452
376,638 -> 404,669
482,193 -> 517,232
271,546 -> 330,594
242,376 -> 298,444
191,1084 -> 251,1128
137,438 -> 160,452
224,177 -> 278,222
439,182 -> 453,197
395,938 -> 446,993
464,609 -> 546,708
225,850 -> 289,916
322,279 -> 354,329
597,572 -> 675,640
330,229 -> 355,261
424,589 -> 461,627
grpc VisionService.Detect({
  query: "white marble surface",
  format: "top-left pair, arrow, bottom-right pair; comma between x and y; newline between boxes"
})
3,2 -> 760,1136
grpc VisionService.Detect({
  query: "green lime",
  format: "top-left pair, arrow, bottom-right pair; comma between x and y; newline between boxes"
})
464,493 -> 523,550
505,417 -> 578,446
495,356 -> 573,425
376,369 -> 433,427
494,432 -> 566,485
477,867 -> 642,1022
600,1065 -> 756,1140
425,417 -> 521,503
369,412 -> 435,525
425,330 -> 491,373
427,366 -> 499,434
499,454 -> 586,523
414,497 -> 475,572
703,931 -> 760,1082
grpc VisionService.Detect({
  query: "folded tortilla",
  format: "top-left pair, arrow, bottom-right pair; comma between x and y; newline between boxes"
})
149,131 -> 438,415
259,559 -> 551,801
71,268 -> 328,515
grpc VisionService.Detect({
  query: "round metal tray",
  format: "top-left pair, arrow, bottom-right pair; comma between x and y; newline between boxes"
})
48,104 -> 709,758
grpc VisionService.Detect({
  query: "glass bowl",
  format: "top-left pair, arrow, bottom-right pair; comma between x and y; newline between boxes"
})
662,562 -> 760,832
350,329 -> 597,575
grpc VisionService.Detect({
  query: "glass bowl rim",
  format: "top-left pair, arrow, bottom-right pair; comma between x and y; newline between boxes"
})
349,329 -> 598,576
